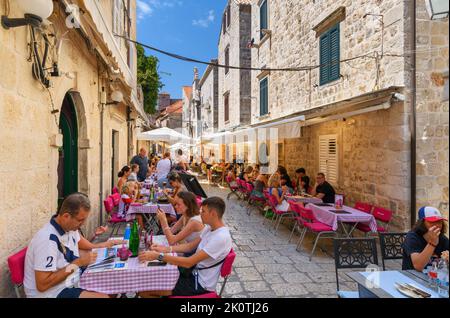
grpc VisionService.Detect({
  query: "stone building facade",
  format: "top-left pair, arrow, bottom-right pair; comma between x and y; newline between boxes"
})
218,0 -> 252,132
0,0 -> 145,296
247,0 -> 420,231
414,1 -> 449,221
199,60 -> 219,135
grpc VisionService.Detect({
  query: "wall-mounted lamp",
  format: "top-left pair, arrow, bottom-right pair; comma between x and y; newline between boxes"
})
425,0 -> 449,20
1,0 -> 53,29
101,90 -> 124,105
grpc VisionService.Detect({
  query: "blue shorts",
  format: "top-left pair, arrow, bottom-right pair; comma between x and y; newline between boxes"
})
56,287 -> 84,298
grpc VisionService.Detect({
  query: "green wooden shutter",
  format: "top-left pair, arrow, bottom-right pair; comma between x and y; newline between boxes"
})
260,78 -> 268,116
260,0 -> 268,39
320,24 -> 340,85
329,24 -> 340,82
320,32 -> 330,85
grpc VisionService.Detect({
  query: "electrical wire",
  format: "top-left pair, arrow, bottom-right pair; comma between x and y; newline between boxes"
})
114,34 -> 378,72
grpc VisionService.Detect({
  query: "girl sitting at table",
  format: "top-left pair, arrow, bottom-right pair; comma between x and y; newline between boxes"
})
269,174 -> 290,212
128,164 -> 139,182
156,191 -> 204,251
164,172 -> 187,205
238,165 -> 254,182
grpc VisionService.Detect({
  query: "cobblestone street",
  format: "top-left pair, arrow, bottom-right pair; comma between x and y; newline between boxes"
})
204,183 -> 349,298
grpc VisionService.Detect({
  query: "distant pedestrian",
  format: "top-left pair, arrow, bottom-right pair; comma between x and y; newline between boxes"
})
130,148 -> 149,182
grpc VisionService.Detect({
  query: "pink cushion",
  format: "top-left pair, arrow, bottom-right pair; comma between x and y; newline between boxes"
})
170,292 -> 220,298
110,193 -> 121,206
104,197 -> 114,214
305,222 -> 334,232
221,249 -> 236,277
250,196 -> 266,202
8,247 -> 27,285
110,213 -> 126,223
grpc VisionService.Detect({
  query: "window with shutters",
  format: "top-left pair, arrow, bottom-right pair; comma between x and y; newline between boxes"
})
320,24 -> 340,85
260,0 -> 268,40
224,92 -> 230,123
225,46 -> 230,75
113,0 -> 124,46
260,77 -> 269,116
319,135 -> 338,185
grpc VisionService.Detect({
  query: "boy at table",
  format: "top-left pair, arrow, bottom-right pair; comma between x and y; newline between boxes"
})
138,197 -> 232,297
24,193 -> 109,298
402,206 -> 449,271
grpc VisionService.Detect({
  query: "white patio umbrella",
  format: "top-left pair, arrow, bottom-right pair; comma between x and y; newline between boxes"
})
137,127 -> 192,145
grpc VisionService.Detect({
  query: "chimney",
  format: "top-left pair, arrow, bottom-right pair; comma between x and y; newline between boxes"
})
194,67 -> 199,80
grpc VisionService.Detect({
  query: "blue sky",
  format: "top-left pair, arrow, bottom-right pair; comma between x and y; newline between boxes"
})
136,0 -> 228,99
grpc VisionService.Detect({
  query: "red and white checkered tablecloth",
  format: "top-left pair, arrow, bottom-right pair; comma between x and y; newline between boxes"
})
79,237 -> 179,294
126,203 -> 177,221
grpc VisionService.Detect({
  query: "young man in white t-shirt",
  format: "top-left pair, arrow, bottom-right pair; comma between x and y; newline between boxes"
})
139,196 -> 232,297
24,193 -> 109,298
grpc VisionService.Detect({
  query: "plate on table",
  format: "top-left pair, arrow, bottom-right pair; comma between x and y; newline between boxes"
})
395,283 -> 426,298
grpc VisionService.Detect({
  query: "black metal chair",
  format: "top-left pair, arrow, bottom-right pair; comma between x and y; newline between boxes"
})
378,232 -> 407,271
333,238 -> 379,298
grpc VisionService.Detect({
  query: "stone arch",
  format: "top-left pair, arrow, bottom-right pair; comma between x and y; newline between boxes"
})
66,91 -> 89,196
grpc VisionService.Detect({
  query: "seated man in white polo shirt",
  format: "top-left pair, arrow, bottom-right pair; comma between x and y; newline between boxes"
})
139,196 -> 232,297
24,193 -> 109,298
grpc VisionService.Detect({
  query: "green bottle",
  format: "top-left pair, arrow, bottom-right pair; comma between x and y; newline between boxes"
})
129,219 -> 140,257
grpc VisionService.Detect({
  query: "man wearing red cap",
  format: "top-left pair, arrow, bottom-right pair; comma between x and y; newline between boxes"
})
402,207 -> 449,271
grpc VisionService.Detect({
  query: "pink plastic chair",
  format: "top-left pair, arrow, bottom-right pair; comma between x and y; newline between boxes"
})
267,194 -> 294,235
104,196 -> 126,238
297,206 -> 337,261
225,175 -> 240,200
357,206 -> 393,234
246,184 -> 266,216
288,201 -> 307,243
170,249 -> 236,298
7,247 -> 27,298
354,202 -> 373,214
196,196 -> 203,208
112,187 -> 119,194
110,193 -> 121,207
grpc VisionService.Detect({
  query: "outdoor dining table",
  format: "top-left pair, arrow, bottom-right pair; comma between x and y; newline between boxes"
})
287,195 -> 323,204
79,236 -> 179,295
347,270 -> 441,298
306,203 -> 378,237
127,203 -> 177,234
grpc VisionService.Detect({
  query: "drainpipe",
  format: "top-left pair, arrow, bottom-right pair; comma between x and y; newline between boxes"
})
100,89 -> 105,227
410,0 -> 417,227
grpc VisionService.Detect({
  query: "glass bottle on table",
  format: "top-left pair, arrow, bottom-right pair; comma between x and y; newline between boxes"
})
437,258 -> 449,298
129,220 -> 140,257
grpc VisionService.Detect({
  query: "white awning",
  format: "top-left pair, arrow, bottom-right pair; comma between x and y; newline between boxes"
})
137,127 -> 193,144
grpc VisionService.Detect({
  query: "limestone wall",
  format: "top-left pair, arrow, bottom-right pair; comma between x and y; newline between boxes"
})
218,1 -> 252,131
0,2 -> 133,297
283,101 -> 411,231
250,0 -> 406,122
415,1 -> 449,219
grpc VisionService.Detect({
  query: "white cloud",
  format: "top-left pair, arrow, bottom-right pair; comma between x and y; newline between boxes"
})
137,0 -> 183,21
137,0 -> 153,20
192,10 -> 215,28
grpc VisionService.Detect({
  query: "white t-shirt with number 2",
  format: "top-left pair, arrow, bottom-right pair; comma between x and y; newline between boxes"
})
196,225 -> 232,292
24,219 -> 81,298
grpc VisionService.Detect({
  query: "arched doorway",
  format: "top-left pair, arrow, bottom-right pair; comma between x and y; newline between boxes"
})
57,93 -> 78,207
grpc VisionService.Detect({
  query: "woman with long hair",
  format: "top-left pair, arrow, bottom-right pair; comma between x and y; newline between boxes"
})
268,173 -> 290,212
117,166 -> 131,193
156,191 -> 204,246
